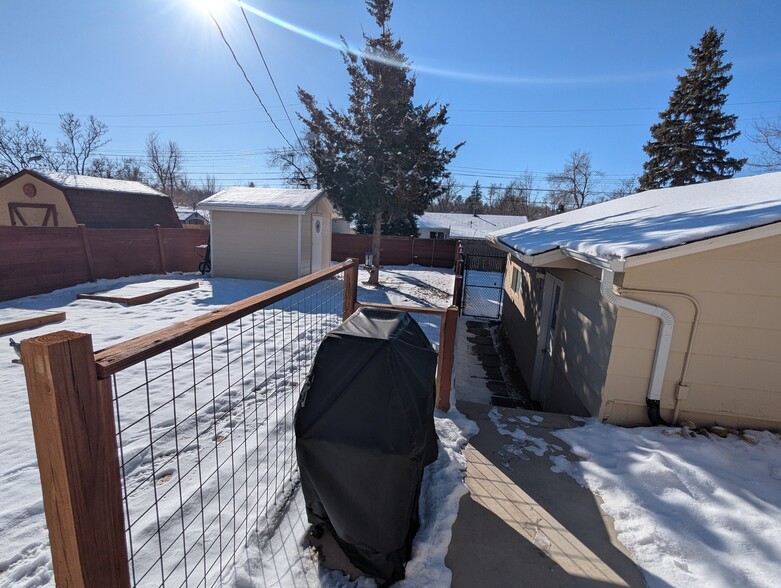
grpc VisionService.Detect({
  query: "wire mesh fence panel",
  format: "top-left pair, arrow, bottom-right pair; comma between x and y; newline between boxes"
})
462,254 -> 506,319
109,278 -> 344,587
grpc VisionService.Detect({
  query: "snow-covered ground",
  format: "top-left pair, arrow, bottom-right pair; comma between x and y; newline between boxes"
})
550,421 -> 781,588
488,406 -> 781,588
4,264 -> 778,588
0,265 -> 472,588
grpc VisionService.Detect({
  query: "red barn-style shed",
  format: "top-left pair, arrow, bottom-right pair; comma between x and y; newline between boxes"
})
0,169 -> 181,229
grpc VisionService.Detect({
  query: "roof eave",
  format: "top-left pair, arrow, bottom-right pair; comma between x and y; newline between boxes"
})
197,204 -> 308,215
623,220 -> 781,269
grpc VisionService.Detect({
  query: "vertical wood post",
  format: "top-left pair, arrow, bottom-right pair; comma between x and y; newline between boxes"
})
78,224 -> 96,282
453,274 -> 464,309
410,237 -> 415,266
436,306 -> 458,411
342,258 -> 359,320
453,240 -> 462,269
20,331 -> 130,588
154,224 -> 167,274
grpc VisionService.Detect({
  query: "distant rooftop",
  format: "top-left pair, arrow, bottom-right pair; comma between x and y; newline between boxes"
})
419,212 -> 528,239
198,187 -> 326,214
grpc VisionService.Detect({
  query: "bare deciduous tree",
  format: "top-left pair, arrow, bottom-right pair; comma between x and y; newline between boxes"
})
547,150 -> 603,210
146,132 -> 184,195
57,113 -> 110,174
0,118 -> 61,177
268,147 -> 314,188
749,117 -> 781,172
87,156 -> 145,181
429,176 -> 461,212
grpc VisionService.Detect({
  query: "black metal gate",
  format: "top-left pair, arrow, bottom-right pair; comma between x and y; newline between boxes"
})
461,253 -> 506,320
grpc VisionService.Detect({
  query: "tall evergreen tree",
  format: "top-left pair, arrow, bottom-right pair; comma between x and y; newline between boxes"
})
298,0 -> 461,284
465,181 -> 483,211
639,27 -> 746,190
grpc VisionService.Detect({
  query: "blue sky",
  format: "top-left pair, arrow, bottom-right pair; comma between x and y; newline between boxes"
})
2,0 -> 780,198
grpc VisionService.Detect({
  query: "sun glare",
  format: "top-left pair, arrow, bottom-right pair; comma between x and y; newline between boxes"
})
187,0 -> 232,18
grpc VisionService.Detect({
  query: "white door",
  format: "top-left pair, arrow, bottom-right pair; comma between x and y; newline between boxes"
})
531,275 -> 563,404
311,214 -> 324,272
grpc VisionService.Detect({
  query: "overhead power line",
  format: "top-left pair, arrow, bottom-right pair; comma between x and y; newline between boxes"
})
239,3 -> 306,151
207,8 -> 296,151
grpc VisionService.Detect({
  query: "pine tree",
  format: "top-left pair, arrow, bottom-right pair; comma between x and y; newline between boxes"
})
465,181 -> 483,211
298,0 -> 462,284
639,27 -> 746,190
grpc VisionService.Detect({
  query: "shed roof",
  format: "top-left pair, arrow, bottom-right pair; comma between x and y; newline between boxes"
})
418,212 -> 527,239
490,172 -> 781,265
198,187 -> 326,214
34,170 -> 166,197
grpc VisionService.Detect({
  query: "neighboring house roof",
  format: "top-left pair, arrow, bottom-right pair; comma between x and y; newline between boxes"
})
198,187 -> 326,214
175,207 -> 210,222
490,172 -> 781,269
419,212 -> 528,239
34,170 -> 167,197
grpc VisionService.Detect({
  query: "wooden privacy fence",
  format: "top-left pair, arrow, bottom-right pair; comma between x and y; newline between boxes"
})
20,258 -> 458,587
0,225 -> 209,302
332,233 -> 459,268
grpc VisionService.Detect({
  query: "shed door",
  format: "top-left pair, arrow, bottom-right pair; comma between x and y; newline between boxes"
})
311,214 -> 324,272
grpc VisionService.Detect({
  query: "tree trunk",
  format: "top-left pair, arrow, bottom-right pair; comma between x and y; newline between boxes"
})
368,211 -> 382,285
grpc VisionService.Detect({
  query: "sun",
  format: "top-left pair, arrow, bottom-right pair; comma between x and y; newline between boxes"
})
187,0 -> 233,18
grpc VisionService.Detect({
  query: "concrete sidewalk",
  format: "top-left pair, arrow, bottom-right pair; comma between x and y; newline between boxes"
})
446,320 -> 647,587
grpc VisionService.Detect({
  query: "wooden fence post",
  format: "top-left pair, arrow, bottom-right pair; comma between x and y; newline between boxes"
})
342,258 -> 359,320
155,224 -> 167,274
78,224 -> 96,282
20,331 -> 130,588
436,305 -> 458,411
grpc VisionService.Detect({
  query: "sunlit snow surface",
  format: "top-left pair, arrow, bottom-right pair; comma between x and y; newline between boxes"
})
0,266 -> 473,588
550,421 -> 781,588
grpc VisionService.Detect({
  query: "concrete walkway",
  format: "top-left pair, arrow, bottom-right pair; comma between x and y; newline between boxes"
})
446,320 -> 647,587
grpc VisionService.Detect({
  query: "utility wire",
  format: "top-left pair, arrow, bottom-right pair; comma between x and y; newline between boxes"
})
207,9 -> 297,152
239,3 -> 306,152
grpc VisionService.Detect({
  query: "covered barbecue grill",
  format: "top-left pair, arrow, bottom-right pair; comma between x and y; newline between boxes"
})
295,307 -> 439,583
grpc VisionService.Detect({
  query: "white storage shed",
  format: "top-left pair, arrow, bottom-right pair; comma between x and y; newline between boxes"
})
198,187 -> 334,282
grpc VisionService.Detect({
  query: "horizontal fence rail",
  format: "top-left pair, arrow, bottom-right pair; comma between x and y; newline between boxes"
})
21,258 -> 459,586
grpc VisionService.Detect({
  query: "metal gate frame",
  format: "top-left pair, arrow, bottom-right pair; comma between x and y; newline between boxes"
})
460,253 -> 506,320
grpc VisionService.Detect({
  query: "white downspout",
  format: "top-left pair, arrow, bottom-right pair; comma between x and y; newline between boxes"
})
600,269 -> 675,425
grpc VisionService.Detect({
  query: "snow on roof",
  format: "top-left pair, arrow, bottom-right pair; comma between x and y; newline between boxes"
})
419,212 -> 528,239
36,171 -> 166,197
491,173 -> 781,261
175,207 -> 209,222
198,187 -> 325,214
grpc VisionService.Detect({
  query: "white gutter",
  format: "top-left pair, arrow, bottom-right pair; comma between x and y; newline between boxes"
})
600,269 -> 675,406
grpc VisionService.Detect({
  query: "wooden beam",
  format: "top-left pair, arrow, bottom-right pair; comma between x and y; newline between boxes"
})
342,258 -> 359,320
354,301 -> 447,316
0,310 -> 66,336
20,331 -> 130,588
78,281 -> 199,306
78,224 -> 96,282
154,224 -> 167,274
94,259 -> 356,378
436,306 -> 458,411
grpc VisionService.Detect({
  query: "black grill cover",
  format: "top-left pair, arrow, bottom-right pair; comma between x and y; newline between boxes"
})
295,307 -> 439,583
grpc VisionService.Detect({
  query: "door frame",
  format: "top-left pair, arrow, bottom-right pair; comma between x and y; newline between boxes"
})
311,213 -> 324,273
531,274 -> 563,403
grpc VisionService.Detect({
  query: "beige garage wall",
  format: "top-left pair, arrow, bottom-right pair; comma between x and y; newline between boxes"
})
603,232 -> 781,430
211,210 -> 299,282
0,176 -> 77,227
